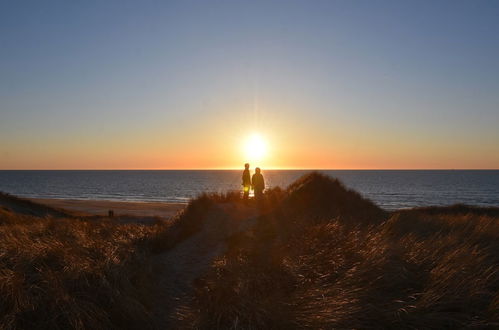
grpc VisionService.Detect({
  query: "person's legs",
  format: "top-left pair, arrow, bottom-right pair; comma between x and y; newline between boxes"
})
254,189 -> 265,208
254,189 -> 262,201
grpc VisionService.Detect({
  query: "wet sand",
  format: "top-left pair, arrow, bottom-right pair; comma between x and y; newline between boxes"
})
29,198 -> 186,218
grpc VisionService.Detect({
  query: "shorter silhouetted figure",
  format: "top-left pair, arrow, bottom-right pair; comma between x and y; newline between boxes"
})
108,210 -> 114,217
252,167 -> 265,201
242,163 -> 251,200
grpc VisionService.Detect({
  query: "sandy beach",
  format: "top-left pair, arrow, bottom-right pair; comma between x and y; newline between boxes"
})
29,198 -> 186,218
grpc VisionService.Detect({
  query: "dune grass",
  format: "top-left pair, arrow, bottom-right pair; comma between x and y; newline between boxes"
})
0,191 -> 241,329
1,172 -> 498,329
187,173 -> 499,329
0,207 -> 167,330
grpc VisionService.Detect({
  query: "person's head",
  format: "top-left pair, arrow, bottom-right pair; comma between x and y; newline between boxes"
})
244,163 -> 250,169
255,167 -> 261,174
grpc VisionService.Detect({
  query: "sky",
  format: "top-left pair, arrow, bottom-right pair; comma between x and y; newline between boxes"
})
1,0 -> 498,169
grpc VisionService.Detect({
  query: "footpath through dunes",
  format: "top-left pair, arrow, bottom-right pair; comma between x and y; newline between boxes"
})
150,198 -> 260,328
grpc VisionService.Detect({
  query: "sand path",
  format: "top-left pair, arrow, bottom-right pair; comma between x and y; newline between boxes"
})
152,202 -> 258,327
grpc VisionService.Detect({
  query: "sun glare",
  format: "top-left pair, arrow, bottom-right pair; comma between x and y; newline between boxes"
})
244,133 -> 268,163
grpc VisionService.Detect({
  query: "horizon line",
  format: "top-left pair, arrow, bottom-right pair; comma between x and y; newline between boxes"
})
1,168 -> 498,171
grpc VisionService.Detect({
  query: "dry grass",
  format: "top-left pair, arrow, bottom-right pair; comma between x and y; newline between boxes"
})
0,207 -> 165,330
188,172 -> 499,329
1,172 -> 498,329
0,191 -> 240,329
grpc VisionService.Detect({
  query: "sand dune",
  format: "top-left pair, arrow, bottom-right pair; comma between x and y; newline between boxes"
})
0,173 -> 498,329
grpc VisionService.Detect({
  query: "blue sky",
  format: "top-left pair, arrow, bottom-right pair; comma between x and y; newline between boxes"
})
1,0 -> 498,169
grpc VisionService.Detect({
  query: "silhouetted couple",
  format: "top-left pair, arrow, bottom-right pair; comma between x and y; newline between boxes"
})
242,163 -> 265,201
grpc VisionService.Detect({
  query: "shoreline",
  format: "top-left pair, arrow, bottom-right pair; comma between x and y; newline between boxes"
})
29,198 -> 186,218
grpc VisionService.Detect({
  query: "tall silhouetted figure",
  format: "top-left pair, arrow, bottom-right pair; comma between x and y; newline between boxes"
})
242,163 -> 251,200
252,167 -> 265,201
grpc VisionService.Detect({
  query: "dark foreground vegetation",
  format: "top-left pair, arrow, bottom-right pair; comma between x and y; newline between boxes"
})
0,195 -> 160,329
1,173 -> 498,329
188,173 -> 499,329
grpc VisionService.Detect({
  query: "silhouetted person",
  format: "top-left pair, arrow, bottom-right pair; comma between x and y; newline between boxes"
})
242,163 -> 251,200
252,167 -> 265,201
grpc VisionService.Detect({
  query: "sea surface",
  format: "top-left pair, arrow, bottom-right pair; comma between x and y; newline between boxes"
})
0,170 -> 498,210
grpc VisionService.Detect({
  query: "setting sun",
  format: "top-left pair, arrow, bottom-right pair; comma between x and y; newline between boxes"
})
243,133 -> 268,163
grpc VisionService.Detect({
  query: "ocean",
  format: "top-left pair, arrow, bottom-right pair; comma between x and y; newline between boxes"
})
0,170 -> 498,210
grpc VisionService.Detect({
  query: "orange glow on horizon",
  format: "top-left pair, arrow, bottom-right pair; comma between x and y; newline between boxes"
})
1,111 -> 498,170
